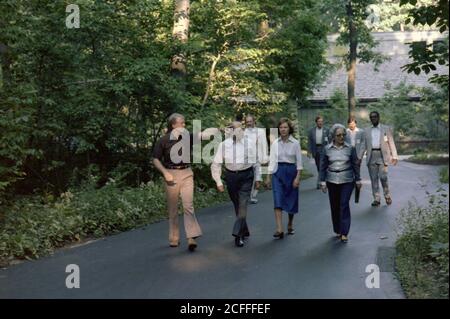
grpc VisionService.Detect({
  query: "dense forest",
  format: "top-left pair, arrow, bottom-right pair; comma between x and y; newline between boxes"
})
1,0 -> 448,199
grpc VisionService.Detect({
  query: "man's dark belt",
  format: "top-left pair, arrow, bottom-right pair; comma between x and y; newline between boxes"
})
225,166 -> 253,174
316,144 -> 323,147
372,148 -> 381,151
328,167 -> 352,173
166,164 -> 190,170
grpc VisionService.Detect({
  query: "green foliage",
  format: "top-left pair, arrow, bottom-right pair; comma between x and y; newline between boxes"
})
439,166 -> 449,183
0,178 -> 228,264
0,0 -> 329,199
320,0 -> 388,69
405,153 -> 449,165
400,0 -> 449,89
370,0 -> 437,32
368,82 -> 449,140
395,189 -> 449,298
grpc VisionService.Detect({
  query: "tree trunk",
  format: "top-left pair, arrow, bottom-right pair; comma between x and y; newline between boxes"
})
171,0 -> 190,78
201,53 -> 221,108
347,1 -> 357,118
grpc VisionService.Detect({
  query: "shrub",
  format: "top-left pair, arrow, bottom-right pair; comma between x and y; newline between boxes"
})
395,189 -> 449,298
405,153 -> 449,165
439,166 -> 449,184
0,178 -> 228,265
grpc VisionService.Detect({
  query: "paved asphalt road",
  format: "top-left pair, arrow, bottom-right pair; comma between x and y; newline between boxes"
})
0,156 -> 446,299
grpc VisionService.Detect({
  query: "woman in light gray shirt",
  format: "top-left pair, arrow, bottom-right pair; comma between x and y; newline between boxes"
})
319,124 -> 361,243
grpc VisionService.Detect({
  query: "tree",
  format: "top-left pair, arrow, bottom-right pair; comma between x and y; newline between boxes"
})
400,0 -> 449,89
321,0 -> 387,117
171,0 -> 190,87
0,0 -> 330,199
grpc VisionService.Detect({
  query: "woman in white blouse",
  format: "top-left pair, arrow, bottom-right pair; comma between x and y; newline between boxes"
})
265,118 -> 303,238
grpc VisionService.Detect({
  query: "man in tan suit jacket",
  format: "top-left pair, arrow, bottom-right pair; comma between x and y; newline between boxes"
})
359,111 -> 398,207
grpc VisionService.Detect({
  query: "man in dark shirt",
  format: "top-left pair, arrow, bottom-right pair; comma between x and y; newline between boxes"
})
152,113 -> 202,251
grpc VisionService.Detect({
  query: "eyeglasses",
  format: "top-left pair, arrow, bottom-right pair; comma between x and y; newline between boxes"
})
335,134 -> 345,137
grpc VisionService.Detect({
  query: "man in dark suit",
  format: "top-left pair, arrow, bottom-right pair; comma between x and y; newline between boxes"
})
308,116 -> 330,189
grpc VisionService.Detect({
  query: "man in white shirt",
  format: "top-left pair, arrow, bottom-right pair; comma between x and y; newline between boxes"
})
244,114 -> 269,204
359,111 -> 398,207
345,116 -> 364,157
211,121 -> 261,247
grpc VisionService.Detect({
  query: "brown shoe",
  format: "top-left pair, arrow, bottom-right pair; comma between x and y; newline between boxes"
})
385,197 -> 392,205
188,238 -> 197,251
169,240 -> 180,247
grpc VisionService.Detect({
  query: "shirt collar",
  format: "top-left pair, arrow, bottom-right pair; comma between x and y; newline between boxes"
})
278,135 -> 295,143
328,142 -> 350,149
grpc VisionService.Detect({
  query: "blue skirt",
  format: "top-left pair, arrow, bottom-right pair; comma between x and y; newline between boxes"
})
272,163 -> 299,214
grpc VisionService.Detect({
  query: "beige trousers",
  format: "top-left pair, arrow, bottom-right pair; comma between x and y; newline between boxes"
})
164,168 -> 202,242
368,150 -> 390,202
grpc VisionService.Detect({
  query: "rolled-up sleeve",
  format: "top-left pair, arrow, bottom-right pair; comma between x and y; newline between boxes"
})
152,138 -> 163,161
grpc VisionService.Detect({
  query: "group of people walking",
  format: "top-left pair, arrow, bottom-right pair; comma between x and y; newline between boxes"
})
152,111 -> 398,251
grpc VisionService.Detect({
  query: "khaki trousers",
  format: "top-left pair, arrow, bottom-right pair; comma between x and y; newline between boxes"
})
164,168 -> 202,242
368,150 -> 390,202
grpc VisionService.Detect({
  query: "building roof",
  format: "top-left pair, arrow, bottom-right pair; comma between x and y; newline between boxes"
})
310,31 -> 449,101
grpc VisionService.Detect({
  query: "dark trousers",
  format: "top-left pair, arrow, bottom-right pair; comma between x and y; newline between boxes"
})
314,145 -> 323,185
326,182 -> 354,236
224,168 -> 254,238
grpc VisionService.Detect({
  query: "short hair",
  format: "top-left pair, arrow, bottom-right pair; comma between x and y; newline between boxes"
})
167,113 -> 185,131
278,118 -> 294,135
369,111 -> 380,117
347,116 -> 357,124
315,115 -> 323,123
245,114 -> 256,122
235,113 -> 244,122
330,123 -> 347,140
225,121 -> 242,138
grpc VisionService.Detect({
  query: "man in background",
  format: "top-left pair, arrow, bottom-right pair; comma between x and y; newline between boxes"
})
308,116 -> 330,189
244,114 -> 268,204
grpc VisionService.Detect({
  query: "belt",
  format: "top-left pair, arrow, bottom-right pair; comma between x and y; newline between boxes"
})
372,148 -> 381,151
328,167 -> 352,173
166,164 -> 190,170
316,144 -> 323,147
225,166 -> 253,174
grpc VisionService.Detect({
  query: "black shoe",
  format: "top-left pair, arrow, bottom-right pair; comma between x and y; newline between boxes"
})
371,201 -> 381,207
235,237 -> 244,247
243,231 -> 250,238
188,238 -> 197,251
273,231 -> 284,239
287,227 -> 295,235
